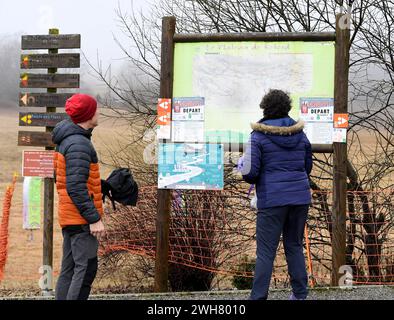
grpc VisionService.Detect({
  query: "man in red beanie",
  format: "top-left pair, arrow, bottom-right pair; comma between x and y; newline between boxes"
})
52,93 -> 105,300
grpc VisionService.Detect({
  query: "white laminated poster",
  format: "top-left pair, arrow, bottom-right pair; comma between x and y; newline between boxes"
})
171,97 -> 205,143
333,128 -> 347,143
300,97 -> 334,144
303,122 -> 333,145
300,97 -> 334,122
157,125 -> 171,140
172,97 -> 205,121
172,121 -> 204,143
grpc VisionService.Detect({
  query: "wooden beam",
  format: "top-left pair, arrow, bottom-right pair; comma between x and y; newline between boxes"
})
174,32 -> 336,43
222,143 -> 333,153
21,34 -> 80,49
20,53 -> 80,69
155,16 -> 176,293
312,144 -> 334,153
332,14 -> 350,287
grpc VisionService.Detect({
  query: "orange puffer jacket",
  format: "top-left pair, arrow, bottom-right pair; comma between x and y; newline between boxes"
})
52,120 -> 103,228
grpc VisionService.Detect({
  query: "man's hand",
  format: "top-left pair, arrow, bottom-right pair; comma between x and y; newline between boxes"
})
90,220 -> 105,240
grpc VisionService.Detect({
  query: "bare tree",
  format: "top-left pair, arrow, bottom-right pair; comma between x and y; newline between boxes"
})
95,0 -> 394,288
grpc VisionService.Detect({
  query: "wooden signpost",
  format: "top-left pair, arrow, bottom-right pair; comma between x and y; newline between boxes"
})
20,73 -> 80,88
19,93 -> 73,108
21,34 -> 81,49
18,131 -> 55,147
19,112 -> 69,127
21,53 -> 80,69
19,29 -> 80,296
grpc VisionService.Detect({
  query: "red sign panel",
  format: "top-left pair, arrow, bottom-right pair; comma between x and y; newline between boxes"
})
22,151 -> 55,178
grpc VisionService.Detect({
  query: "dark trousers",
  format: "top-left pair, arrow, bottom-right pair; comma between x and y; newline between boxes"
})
250,205 -> 309,300
55,225 -> 99,300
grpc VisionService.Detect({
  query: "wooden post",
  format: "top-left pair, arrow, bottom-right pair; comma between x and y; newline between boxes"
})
332,14 -> 350,286
42,28 -> 58,296
154,16 -> 176,293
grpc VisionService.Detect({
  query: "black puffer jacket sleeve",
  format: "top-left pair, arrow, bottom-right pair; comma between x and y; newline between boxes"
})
65,141 -> 101,224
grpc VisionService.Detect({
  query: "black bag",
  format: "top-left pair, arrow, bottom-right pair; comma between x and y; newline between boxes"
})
101,168 -> 138,210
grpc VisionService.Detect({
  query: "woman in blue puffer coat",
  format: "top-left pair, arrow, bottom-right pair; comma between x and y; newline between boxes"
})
240,89 -> 313,300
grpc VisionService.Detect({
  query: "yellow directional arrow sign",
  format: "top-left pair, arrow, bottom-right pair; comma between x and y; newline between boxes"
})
20,114 -> 32,124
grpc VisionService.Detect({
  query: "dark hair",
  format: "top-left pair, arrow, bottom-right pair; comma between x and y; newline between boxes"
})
259,89 -> 292,119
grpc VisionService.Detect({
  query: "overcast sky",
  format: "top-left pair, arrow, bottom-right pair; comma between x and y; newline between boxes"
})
0,0 -> 155,68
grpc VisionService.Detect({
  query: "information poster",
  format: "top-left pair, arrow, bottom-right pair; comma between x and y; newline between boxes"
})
172,121 -> 204,143
22,150 -> 54,178
171,97 -> 205,143
173,41 -> 335,143
333,128 -> 347,143
158,143 -> 223,190
300,97 -> 334,144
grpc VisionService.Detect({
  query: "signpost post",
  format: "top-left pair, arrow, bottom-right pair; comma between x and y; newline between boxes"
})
155,16 -> 176,293
19,29 -> 80,296
331,14 -> 350,287
43,29 -> 58,296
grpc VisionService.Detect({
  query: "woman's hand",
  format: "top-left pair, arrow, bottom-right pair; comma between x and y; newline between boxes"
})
237,155 -> 245,172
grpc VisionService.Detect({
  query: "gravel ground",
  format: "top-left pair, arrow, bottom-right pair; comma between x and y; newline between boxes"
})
1,285 -> 393,300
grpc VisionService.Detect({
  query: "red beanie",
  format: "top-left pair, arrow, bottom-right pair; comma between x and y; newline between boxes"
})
65,94 -> 97,124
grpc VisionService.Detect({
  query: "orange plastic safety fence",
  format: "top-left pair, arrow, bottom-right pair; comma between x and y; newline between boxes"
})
0,185 -> 393,291
0,175 -> 17,281
99,186 -> 394,287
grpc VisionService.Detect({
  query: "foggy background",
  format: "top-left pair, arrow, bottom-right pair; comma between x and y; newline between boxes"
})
0,0 -> 156,105
0,0 -> 390,112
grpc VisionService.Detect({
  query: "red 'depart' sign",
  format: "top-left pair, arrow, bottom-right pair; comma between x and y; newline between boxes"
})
22,150 -> 55,178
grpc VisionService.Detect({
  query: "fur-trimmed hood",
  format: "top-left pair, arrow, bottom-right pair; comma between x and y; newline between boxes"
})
250,117 -> 305,149
251,119 -> 304,135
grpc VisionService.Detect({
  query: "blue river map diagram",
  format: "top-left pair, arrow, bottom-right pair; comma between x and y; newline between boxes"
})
158,143 -> 224,190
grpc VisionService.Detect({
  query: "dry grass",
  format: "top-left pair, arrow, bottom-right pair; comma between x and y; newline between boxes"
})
0,103 -> 392,293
